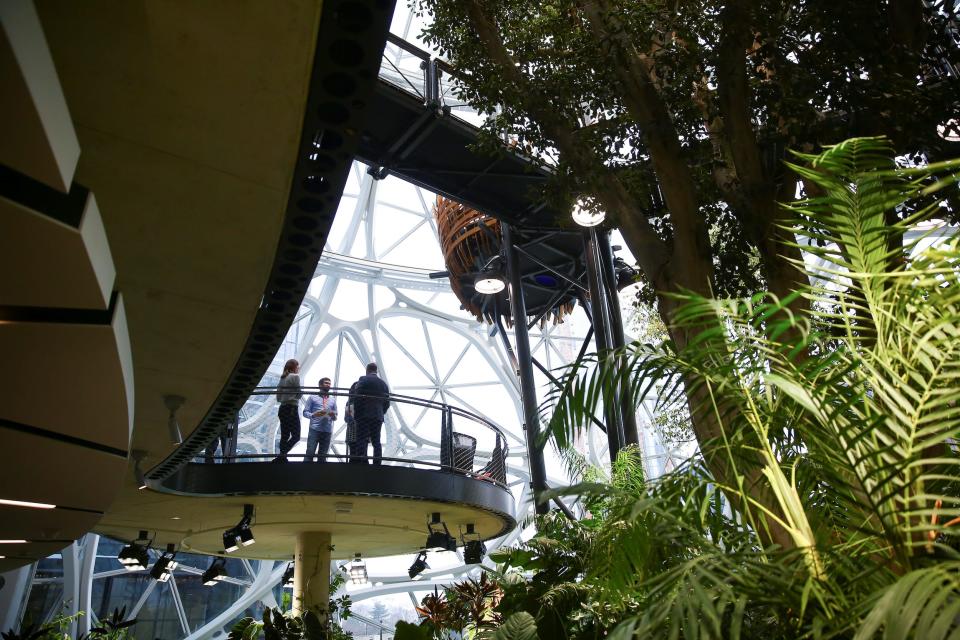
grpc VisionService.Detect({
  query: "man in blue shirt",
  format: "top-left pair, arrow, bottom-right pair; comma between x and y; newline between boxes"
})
303,377 -> 337,463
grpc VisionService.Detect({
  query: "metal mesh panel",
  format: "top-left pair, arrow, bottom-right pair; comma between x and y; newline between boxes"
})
451,432 -> 476,472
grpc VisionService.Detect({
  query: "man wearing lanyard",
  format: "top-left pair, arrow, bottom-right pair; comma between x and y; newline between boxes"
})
303,377 -> 337,463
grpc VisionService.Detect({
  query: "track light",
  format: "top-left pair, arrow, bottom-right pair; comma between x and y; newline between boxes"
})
163,394 -> 185,445
461,523 -> 486,564
348,553 -> 368,585
150,544 -> 177,582
282,562 -> 295,589
571,199 -> 605,227
222,504 -> 255,553
408,551 -> 429,580
464,540 -> 487,564
222,530 -> 240,553
238,526 -> 255,547
425,512 -> 457,552
202,557 -> 227,586
474,271 -> 505,295
117,531 -> 150,571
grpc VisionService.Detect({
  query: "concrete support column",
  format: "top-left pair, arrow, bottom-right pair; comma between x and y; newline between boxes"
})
293,532 -> 331,619
61,542 -> 80,638
77,534 -> 99,637
0,563 -> 34,633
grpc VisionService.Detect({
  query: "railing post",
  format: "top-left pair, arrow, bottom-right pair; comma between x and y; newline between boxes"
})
440,405 -> 453,471
503,223 -> 549,515
423,59 -> 440,108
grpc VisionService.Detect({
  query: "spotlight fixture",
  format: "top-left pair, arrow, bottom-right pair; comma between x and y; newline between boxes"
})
571,199 -> 605,227
201,557 -> 227,586
117,531 -> 150,571
348,553 -> 368,585
464,540 -> 487,565
425,512 -> 457,552
222,504 -> 256,553
282,562 -> 295,589
461,524 -> 487,565
408,551 -> 429,580
474,271 -> 505,295
163,394 -> 185,444
150,544 -> 178,582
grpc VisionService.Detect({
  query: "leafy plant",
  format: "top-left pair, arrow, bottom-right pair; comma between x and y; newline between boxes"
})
541,137 -> 960,638
416,0 -> 960,542
229,571 -> 353,640
88,607 -> 135,639
3,609 -> 128,640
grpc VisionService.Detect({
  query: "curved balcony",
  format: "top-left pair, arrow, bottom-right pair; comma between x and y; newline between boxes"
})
107,389 -> 516,560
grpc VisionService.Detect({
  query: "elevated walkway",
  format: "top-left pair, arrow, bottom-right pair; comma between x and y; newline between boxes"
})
107,389 -> 514,561
358,34 -> 567,228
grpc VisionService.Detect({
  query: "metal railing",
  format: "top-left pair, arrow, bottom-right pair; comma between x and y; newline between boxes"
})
197,387 -> 511,489
379,32 -> 488,128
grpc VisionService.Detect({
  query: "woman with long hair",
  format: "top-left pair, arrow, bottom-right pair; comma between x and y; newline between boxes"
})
274,358 -> 302,462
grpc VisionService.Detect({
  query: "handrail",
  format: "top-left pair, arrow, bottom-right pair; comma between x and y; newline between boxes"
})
386,31 -> 431,62
248,386 -> 510,444
385,32 -> 463,81
200,387 -> 511,489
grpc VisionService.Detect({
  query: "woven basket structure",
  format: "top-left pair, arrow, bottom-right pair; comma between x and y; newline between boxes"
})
433,196 -> 576,326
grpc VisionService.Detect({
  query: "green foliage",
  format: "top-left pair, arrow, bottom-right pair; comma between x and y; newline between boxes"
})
87,607 -> 135,639
229,572 -> 353,640
409,572 -> 503,639
499,137 -> 960,638
415,0 -> 959,302
228,609 -> 347,640
490,613 -> 538,640
4,609 -> 133,640
393,621 -> 433,640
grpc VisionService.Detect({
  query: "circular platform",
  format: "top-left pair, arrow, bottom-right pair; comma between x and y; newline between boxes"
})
96,463 -> 515,560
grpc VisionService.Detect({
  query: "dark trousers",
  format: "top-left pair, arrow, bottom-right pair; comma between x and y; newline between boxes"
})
277,404 -> 300,458
305,429 -> 332,462
350,418 -> 383,465
204,432 -> 229,464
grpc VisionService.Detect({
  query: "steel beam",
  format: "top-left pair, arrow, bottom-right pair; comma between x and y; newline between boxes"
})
583,229 -> 623,462
597,230 -> 639,447
503,223 -> 549,514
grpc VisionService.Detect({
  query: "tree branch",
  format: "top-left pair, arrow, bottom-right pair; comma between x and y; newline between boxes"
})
464,0 -> 670,281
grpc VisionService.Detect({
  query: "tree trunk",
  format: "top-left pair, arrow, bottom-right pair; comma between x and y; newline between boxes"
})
657,290 -> 797,551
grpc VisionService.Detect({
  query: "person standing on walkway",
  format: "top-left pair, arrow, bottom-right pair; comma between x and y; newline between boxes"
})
344,380 -> 359,459
303,376 -> 337,462
349,363 -> 390,465
204,412 -> 237,464
275,358 -> 302,462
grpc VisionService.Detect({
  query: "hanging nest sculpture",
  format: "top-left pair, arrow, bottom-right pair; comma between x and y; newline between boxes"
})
434,196 -> 578,326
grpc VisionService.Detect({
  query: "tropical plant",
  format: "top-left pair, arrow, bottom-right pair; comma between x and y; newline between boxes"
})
3,609 -> 133,640
397,571 -> 504,639
415,0 -> 960,551
229,572 -> 353,640
447,572 -> 503,636
540,137 -> 960,638
87,607 -> 135,639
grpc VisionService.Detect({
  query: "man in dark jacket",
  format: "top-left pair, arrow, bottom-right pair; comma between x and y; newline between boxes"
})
349,362 -> 390,464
